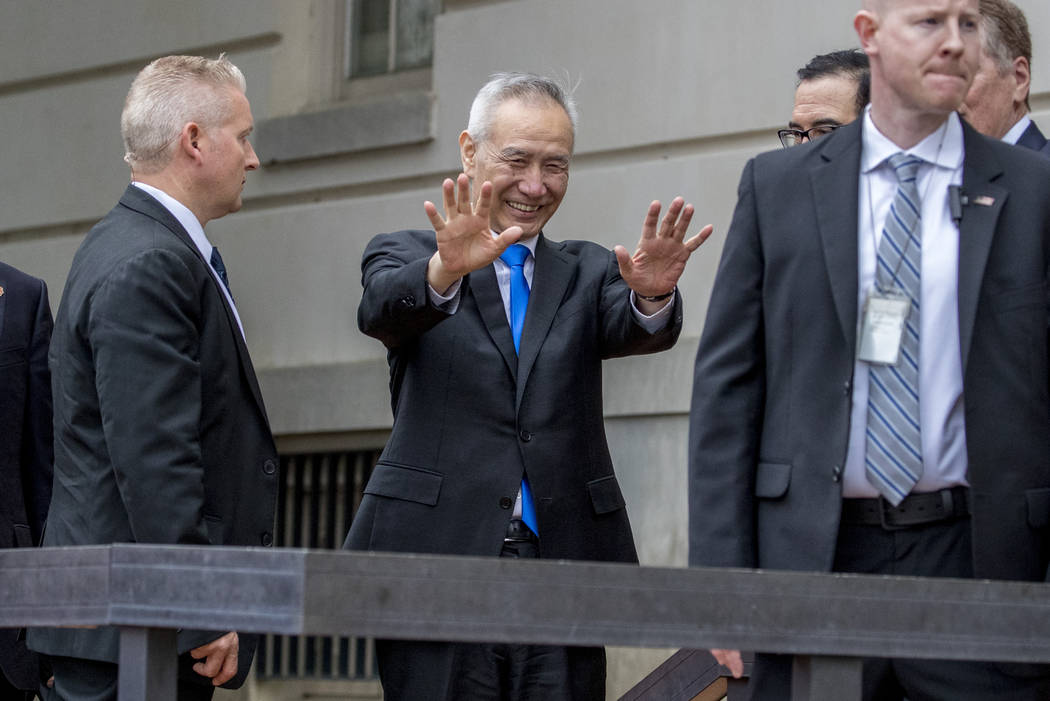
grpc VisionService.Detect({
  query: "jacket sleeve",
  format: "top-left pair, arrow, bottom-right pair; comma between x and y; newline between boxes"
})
88,248 -> 210,547
597,249 -> 684,360
357,230 -> 458,349
22,277 -> 53,543
688,158 -> 765,569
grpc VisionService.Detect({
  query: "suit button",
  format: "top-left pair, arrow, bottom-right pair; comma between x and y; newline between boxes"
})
261,532 -> 273,546
499,496 -> 513,509
832,465 -> 843,482
398,295 -> 415,309
519,429 -> 532,442
263,459 -> 277,475
843,380 -> 852,396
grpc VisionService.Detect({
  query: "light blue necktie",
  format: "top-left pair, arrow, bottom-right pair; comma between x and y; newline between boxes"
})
865,153 -> 924,505
500,244 -> 538,533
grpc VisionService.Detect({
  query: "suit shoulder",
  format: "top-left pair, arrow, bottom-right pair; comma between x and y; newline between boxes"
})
367,229 -> 437,250
0,260 -> 44,291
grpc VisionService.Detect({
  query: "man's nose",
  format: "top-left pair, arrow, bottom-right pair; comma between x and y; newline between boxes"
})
518,167 -> 545,197
245,141 -> 260,171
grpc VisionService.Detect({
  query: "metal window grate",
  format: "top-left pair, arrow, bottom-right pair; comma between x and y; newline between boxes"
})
257,448 -> 379,679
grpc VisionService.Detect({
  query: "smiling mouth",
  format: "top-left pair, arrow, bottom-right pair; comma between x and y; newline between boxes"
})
507,201 -> 540,213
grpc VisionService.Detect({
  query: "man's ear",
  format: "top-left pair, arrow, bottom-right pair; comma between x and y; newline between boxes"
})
1012,55 -> 1031,109
179,123 -> 202,161
854,10 -> 879,57
459,130 -> 477,177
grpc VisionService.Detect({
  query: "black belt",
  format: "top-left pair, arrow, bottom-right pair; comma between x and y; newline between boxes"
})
841,486 -> 970,530
504,518 -> 538,543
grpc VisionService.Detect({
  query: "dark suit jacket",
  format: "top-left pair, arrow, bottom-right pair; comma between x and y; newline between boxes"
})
345,230 -> 683,563
689,119 -> 1050,583
0,261 -> 53,691
27,185 -> 279,688
1016,120 -> 1050,157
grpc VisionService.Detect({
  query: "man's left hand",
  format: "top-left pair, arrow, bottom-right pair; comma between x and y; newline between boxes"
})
614,197 -> 713,307
190,631 -> 239,686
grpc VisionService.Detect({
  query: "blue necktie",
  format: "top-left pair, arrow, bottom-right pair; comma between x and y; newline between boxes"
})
500,244 -> 538,533
865,153 -> 923,505
210,247 -> 234,301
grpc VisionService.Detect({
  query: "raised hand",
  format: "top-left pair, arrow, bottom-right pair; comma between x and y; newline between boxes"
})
424,173 -> 523,294
614,197 -> 713,300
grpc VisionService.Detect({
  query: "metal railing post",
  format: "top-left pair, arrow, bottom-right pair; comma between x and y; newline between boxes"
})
118,627 -> 177,701
791,655 -> 863,701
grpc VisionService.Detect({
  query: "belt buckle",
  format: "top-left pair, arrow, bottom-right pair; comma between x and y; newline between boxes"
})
877,496 -> 908,531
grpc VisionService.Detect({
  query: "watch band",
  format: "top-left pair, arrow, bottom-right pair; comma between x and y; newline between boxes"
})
637,288 -> 675,303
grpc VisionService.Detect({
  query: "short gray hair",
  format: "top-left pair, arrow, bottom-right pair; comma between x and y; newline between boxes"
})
466,72 -> 578,147
121,54 -> 247,174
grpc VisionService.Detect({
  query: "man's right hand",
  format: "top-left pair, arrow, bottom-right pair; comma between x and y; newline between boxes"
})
712,648 -> 744,678
423,173 -> 523,294
190,631 -> 239,686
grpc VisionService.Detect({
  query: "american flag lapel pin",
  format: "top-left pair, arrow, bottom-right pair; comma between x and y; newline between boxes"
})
973,195 -> 996,207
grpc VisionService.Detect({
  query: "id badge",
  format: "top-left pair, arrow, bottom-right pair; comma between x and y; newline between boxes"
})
857,292 -> 910,365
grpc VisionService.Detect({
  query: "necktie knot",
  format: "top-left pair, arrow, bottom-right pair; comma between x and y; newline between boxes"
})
500,243 -> 530,269
888,152 -> 923,185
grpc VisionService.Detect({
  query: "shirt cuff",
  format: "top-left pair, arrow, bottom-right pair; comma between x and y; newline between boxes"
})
428,278 -> 462,313
630,290 -> 675,332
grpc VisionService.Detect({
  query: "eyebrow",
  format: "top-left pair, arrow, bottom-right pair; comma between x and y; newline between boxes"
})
787,118 -> 844,129
498,147 -> 570,165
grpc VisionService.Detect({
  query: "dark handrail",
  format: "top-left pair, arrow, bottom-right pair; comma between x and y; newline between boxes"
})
3,544 -> 1049,700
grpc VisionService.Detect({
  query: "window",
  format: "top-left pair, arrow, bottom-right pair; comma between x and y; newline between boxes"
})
254,0 -> 440,163
346,0 -> 443,79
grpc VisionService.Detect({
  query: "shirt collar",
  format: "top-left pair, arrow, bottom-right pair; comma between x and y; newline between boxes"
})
860,105 -> 965,175
492,231 -> 540,256
1001,114 -> 1032,145
131,181 -> 213,260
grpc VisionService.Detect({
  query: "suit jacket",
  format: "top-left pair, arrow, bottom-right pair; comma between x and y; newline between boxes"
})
689,119 -> 1050,583
0,261 -> 53,691
345,230 -> 683,563
1016,120 -> 1050,157
27,185 -> 279,688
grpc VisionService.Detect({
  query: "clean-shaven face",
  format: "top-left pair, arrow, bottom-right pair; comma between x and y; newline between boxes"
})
464,97 -> 573,239
790,74 -> 862,138
869,0 -> 981,117
959,47 -> 1021,138
199,87 -> 259,222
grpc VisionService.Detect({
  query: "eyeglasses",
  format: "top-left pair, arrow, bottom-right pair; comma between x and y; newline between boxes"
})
777,124 -> 843,148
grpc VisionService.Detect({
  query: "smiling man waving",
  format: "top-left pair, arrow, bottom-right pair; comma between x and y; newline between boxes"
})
345,72 -> 711,700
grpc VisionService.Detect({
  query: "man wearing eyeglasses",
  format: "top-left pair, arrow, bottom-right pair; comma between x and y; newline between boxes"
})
779,49 -> 871,148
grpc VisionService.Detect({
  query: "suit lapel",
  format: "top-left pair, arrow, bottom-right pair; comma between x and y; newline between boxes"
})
0,276 -> 7,340
118,185 -> 271,421
957,125 -> 1007,373
811,122 -> 863,355
468,263 -> 519,382
516,235 -> 575,407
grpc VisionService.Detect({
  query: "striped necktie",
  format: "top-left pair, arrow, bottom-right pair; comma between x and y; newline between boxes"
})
865,152 -> 924,505
499,243 -> 538,534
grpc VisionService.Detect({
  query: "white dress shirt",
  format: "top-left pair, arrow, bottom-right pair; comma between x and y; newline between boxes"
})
427,233 -> 674,519
428,234 -> 674,331
131,181 -> 245,339
1002,114 -> 1032,145
842,109 -> 969,498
